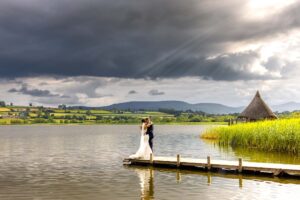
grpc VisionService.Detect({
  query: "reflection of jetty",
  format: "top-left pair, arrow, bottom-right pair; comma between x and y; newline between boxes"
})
123,154 -> 300,177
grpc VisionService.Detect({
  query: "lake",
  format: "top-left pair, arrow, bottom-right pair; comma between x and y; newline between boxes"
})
0,125 -> 299,199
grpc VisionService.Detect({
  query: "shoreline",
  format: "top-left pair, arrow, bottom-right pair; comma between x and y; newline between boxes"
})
0,122 -> 227,126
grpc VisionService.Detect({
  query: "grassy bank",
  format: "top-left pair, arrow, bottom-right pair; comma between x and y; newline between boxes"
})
0,118 -> 226,125
0,106 -> 235,125
201,118 -> 300,154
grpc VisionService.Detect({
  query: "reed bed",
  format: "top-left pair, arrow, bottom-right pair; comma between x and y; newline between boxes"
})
201,118 -> 300,154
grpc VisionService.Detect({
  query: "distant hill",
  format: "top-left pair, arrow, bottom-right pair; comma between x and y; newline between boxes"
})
272,102 -> 300,113
69,100 -> 300,115
100,101 -> 244,114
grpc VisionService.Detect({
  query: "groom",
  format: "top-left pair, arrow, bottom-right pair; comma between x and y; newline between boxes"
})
145,117 -> 154,151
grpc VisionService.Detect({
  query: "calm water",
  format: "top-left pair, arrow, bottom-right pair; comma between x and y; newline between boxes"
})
0,125 -> 299,200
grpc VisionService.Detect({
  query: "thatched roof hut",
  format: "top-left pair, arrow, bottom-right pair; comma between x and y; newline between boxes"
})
238,91 -> 277,121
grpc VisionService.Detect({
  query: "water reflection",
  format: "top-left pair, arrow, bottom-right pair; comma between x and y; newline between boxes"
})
0,125 -> 299,200
135,168 -> 154,200
130,165 -> 300,192
232,147 -> 300,164
202,139 -> 300,164
176,170 -> 181,183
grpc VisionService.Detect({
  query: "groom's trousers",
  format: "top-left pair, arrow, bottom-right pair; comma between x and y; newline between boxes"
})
149,136 -> 153,151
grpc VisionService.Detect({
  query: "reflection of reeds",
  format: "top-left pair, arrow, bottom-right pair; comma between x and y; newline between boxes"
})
201,119 -> 300,154
231,146 -> 300,164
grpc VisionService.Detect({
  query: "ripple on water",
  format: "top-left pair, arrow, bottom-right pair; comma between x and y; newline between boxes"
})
0,125 -> 299,200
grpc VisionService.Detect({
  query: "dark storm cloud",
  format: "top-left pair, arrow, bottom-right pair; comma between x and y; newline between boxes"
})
128,90 -> 137,95
39,82 -> 48,86
149,89 -> 165,96
55,76 -> 115,98
140,50 -> 276,81
0,0 -> 299,80
8,83 -> 68,98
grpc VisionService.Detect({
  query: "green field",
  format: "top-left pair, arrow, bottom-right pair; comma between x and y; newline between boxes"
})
0,105 -> 233,125
201,118 -> 300,154
0,108 -> 10,112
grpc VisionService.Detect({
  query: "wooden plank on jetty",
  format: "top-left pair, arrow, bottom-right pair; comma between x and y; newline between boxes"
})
123,154 -> 300,177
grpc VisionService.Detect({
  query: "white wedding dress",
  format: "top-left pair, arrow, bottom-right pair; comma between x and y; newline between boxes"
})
129,123 -> 153,159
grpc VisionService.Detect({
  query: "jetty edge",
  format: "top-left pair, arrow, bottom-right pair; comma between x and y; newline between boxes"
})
123,154 -> 300,177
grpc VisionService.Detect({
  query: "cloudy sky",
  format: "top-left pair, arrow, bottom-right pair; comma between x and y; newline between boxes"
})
1,0 -> 300,107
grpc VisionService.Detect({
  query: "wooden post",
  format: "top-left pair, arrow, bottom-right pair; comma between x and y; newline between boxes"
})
150,153 -> 153,164
207,156 -> 211,170
238,158 -> 243,173
177,154 -> 181,167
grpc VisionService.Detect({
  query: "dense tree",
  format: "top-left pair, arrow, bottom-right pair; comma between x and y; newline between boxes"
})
0,101 -> 6,107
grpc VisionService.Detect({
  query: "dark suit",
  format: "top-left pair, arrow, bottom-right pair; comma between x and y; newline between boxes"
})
146,124 -> 154,151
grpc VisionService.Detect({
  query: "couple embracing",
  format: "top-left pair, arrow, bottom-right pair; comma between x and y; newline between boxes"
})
129,117 -> 154,159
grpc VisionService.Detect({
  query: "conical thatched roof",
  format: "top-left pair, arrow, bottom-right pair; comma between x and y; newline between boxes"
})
238,91 -> 277,121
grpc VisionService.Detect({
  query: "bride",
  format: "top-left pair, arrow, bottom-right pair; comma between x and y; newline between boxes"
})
129,119 -> 153,159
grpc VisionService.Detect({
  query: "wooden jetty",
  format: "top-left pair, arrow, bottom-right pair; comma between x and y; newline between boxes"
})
123,154 -> 300,177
